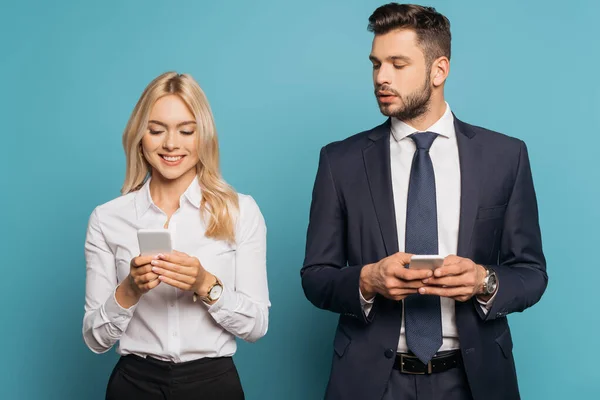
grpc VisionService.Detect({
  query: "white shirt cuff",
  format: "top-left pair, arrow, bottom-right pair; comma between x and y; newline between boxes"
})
359,288 -> 374,317
205,284 -> 233,322
103,286 -> 137,330
476,281 -> 499,314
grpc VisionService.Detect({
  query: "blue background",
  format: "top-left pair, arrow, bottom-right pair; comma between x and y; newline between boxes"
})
1,0 -> 598,398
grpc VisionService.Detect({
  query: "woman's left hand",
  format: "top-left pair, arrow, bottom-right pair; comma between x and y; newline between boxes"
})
151,250 -> 214,295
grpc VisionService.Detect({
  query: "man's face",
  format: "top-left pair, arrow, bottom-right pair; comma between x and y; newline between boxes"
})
370,29 -> 432,121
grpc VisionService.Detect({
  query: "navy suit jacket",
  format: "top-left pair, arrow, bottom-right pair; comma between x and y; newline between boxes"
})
301,117 -> 547,400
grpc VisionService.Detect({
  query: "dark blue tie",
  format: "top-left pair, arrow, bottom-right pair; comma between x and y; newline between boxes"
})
404,131 -> 442,364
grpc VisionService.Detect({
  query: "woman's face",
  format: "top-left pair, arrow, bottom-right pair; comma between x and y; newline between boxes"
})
141,95 -> 200,183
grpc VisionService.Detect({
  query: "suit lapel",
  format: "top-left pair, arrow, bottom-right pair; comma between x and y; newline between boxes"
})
363,120 -> 400,256
361,117 -> 480,258
454,117 -> 482,258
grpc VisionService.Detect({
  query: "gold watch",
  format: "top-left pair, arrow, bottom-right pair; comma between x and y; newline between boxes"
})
193,276 -> 223,303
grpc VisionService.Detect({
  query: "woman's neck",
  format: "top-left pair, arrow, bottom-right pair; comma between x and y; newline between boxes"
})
149,169 -> 197,218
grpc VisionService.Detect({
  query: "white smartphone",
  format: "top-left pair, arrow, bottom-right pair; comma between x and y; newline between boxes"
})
137,229 -> 173,256
408,255 -> 444,270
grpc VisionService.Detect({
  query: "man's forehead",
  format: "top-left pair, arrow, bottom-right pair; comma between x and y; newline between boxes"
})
370,29 -> 421,59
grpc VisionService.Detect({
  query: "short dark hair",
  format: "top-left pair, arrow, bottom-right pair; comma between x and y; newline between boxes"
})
368,3 -> 451,63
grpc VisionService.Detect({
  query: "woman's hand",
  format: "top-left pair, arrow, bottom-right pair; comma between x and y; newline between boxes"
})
115,255 -> 161,308
150,251 -> 215,297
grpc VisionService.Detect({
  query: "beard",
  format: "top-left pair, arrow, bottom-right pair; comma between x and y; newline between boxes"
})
375,73 -> 432,121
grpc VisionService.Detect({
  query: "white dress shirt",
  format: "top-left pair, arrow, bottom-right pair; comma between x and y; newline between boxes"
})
360,103 -> 494,353
83,177 -> 270,362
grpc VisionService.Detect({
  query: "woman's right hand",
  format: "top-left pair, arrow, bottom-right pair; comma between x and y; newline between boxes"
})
128,255 -> 161,294
115,255 -> 161,308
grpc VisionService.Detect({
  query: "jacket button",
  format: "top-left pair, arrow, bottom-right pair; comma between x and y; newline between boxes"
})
384,349 -> 395,359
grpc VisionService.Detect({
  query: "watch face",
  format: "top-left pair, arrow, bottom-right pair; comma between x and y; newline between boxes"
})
209,284 -> 223,300
487,273 -> 497,292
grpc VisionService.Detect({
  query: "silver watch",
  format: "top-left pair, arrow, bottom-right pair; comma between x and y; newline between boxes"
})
482,269 -> 498,296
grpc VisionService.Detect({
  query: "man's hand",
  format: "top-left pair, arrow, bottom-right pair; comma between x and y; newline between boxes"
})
360,253 -> 433,301
419,255 -> 487,302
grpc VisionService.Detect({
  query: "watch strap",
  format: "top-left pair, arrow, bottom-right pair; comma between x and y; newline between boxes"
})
193,275 -> 222,303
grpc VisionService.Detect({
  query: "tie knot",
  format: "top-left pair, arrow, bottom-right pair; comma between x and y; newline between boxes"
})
410,131 -> 438,150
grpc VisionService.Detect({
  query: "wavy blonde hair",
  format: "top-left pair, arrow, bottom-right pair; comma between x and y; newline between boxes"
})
121,72 -> 239,243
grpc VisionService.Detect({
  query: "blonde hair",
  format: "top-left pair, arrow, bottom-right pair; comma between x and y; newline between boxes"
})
121,72 -> 239,243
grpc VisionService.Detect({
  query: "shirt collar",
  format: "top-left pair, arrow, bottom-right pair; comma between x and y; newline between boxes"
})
183,177 -> 202,209
134,176 -> 202,219
390,102 -> 455,142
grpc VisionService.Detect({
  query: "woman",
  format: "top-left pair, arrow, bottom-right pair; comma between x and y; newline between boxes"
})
83,72 -> 269,399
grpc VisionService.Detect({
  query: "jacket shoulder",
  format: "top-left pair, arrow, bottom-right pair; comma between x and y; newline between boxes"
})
322,120 -> 389,161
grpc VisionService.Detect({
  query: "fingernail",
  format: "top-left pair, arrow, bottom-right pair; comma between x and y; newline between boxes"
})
427,271 -> 433,277
434,270 -> 441,277
152,267 -> 158,272
157,254 -> 164,258
151,260 -> 158,265
423,279 -> 429,283
419,288 -> 426,294
158,275 -> 165,280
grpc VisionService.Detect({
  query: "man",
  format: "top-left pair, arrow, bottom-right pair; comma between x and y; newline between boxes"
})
300,3 -> 547,400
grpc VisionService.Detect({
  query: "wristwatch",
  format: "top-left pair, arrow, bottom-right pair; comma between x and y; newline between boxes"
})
193,276 -> 223,303
481,268 -> 498,296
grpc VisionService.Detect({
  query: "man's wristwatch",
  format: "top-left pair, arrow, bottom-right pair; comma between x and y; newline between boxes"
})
193,276 -> 223,303
481,268 -> 498,296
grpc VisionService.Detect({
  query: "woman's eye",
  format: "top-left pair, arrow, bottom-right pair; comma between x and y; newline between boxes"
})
180,130 -> 194,135
149,129 -> 163,135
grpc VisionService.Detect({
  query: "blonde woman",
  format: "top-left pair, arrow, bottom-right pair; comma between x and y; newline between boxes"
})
83,72 -> 269,399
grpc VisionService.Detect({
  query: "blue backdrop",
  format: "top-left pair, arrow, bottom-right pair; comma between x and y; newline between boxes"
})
1,0 -> 598,398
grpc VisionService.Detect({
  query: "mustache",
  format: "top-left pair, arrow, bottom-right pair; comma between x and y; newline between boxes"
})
375,85 -> 400,96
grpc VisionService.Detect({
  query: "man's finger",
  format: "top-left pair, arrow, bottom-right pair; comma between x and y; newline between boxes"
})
442,255 -> 462,266
391,252 -> 413,265
395,266 -> 433,281
433,262 -> 468,278
402,279 -> 427,289
389,288 -> 418,299
419,285 -> 471,297
381,288 -> 417,300
385,278 -> 425,290
423,274 -> 469,287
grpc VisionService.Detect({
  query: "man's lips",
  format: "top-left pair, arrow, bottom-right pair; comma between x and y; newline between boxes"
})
377,93 -> 397,103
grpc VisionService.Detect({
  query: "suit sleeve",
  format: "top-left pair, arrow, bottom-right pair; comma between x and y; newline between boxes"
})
300,146 -> 372,324
476,140 -> 548,320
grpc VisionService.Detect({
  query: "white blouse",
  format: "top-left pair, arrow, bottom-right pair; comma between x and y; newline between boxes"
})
82,178 -> 270,362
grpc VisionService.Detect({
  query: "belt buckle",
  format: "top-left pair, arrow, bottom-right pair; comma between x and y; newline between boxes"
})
399,354 -> 432,375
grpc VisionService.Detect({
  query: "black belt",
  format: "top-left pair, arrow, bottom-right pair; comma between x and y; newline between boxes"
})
393,350 -> 462,374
